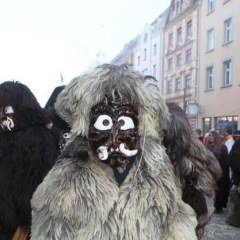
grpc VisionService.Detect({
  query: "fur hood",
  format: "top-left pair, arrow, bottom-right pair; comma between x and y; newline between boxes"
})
55,64 -> 169,138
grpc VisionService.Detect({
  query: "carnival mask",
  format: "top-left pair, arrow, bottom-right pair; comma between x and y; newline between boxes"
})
0,105 -> 18,132
88,94 -> 139,171
59,131 -> 72,152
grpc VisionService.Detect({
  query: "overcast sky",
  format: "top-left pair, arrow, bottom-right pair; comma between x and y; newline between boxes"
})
0,0 -> 170,106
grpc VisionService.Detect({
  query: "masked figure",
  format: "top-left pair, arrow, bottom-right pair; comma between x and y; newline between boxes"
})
163,102 -> 222,239
44,85 -> 71,153
30,64 -> 198,240
0,81 -> 60,240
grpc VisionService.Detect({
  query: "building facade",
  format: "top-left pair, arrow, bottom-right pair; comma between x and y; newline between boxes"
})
110,9 -> 169,91
109,0 -> 240,134
133,9 -> 168,91
198,0 -> 240,136
162,0 -> 200,129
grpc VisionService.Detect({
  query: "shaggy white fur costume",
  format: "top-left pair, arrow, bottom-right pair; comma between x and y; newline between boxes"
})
30,64 -> 197,239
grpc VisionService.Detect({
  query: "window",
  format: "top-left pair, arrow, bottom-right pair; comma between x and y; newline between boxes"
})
185,74 -> 191,88
168,58 -> 174,70
206,66 -> 213,90
167,80 -> 172,93
137,56 -> 140,66
224,18 -> 232,44
142,68 -> 148,75
176,78 -> 181,91
223,60 -> 232,86
187,20 -> 192,36
177,27 -> 182,43
186,49 -> 192,62
215,116 -> 238,135
207,28 -> 214,51
168,33 -> 173,47
144,33 -> 148,42
153,44 -> 157,56
144,48 -> 147,60
203,117 -> 212,136
207,0 -> 215,13
177,54 -> 182,66
180,0 -> 183,12
176,1 -> 180,14
153,64 -> 156,78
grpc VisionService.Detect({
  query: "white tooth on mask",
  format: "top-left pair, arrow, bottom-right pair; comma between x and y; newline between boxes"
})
119,143 -> 138,156
3,117 -> 14,131
98,146 -> 108,160
110,147 -> 119,152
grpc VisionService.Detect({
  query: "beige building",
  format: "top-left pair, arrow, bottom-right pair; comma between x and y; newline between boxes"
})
198,0 -> 240,136
162,0 -> 200,129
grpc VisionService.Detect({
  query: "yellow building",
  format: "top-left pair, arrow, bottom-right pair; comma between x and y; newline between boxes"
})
198,0 -> 240,136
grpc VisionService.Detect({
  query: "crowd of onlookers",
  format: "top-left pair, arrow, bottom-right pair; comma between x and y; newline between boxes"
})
193,128 -> 240,227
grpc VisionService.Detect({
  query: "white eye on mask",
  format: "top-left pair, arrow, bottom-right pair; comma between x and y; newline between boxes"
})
94,115 -> 135,131
63,132 -> 71,139
4,106 -> 14,114
94,115 -> 113,130
118,116 -> 135,130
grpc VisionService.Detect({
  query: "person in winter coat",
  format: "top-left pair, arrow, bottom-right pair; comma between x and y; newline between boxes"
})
205,130 -> 229,213
30,64 -> 198,240
0,81 -> 60,240
227,138 -> 240,227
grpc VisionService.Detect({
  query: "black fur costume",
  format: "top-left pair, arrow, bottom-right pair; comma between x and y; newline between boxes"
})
164,102 -> 222,239
0,81 -> 60,239
227,138 -> 240,227
44,86 -> 71,152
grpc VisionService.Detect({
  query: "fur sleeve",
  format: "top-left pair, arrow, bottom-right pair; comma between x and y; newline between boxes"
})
30,138 -> 119,240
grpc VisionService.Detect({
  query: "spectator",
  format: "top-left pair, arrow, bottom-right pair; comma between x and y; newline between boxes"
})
226,138 -> 240,227
205,130 -> 229,213
203,128 -> 215,145
225,128 -> 235,154
232,130 -> 240,141
193,128 -> 204,142
224,128 -> 235,185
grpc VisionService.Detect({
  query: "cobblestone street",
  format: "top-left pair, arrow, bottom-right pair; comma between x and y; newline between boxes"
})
202,208 -> 240,240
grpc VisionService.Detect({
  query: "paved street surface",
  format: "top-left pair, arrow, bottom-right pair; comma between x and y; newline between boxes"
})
202,208 -> 240,240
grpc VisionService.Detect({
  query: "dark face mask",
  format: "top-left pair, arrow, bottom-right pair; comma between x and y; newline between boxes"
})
0,105 -> 18,132
88,94 -> 139,171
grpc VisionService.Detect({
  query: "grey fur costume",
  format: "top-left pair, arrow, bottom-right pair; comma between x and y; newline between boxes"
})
30,64 -> 198,239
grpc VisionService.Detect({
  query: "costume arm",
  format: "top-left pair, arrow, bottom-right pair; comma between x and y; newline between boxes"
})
31,137 -> 118,240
